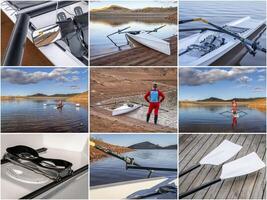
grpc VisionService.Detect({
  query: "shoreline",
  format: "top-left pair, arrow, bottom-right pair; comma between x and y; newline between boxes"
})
90,139 -> 134,162
180,99 -> 266,112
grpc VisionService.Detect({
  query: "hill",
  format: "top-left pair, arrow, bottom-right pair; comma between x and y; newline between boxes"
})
90,138 -> 133,161
91,5 -> 176,14
67,91 -> 88,105
128,141 -> 162,149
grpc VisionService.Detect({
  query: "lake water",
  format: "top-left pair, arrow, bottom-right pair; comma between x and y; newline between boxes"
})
179,1 -> 266,66
90,150 -> 177,186
1,99 -> 88,133
179,106 -> 266,132
90,20 -> 177,59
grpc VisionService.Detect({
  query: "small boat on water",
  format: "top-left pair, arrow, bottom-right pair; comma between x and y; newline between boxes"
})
107,25 -> 171,55
179,17 -> 266,66
91,176 -> 177,199
1,0 -> 88,66
112,103 -> 142,116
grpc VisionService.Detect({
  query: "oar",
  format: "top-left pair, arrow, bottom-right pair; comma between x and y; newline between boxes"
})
146,25 -> 166,34
107,26 -> 131,37
90,141 -> 140,166
179,140 -> 242,177
179,18 -> 266,55
179,152 -> 265,198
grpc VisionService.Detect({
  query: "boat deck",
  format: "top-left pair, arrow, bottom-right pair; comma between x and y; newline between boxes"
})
1,11 -> 52,66
179,134 -> 266,199
90,36 -> 177,66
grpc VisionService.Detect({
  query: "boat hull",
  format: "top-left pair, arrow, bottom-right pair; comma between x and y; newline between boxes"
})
179,17 -> 266,66
90,176 -> 177,199
126,33 -> 171,55
112,104 -> 141,116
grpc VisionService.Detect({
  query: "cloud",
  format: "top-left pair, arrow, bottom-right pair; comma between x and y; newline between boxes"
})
1,68 -> 80,85
257,75 -> 265,82
252,87 -> 265,93
180,68 -> 255,86
69,85 -> 80,90
237,76 -> 252,84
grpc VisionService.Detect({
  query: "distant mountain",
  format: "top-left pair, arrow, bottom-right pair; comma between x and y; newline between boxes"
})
28,93 -> 79,97
128,141 -> 177,149
163,144 -> 177,149
198,97 -> 265,102
49,93 -> 79,97
91,5 -> 176,14
28,93 -> 48,97
128,141 -> 162,149
198,97 -> 224,102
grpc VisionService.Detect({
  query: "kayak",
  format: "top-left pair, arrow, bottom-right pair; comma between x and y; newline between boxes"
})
179,16 -> 266,66
90,176 -> 177,199
112,103 -> 141,116
57,105 -> 64,109
126,33 -> 171,55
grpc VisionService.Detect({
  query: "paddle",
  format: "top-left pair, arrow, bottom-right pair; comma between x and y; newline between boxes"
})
179,140 -> 242,177
179,152 -> 265,198
179,18 -> 266,55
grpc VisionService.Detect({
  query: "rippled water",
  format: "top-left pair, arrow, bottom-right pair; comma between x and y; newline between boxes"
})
179,106 -> 266,132
90,150 -> 177,186
90,20 -> 177,59
179,1 -> 266,66
1,99 -> 88,133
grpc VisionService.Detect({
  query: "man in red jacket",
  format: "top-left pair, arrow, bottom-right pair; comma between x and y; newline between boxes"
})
144,82 -> 165,124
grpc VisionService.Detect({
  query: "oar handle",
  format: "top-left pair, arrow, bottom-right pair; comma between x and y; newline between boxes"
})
179,178 -> 221,199
179,163 -> 201,177
179,18 -> 203,24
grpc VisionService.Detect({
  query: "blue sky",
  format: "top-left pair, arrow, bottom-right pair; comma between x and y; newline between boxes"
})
1,68 -> 88,96
180,68 -> 266,100
91,134 -> 177,147
90,0 -> 177,10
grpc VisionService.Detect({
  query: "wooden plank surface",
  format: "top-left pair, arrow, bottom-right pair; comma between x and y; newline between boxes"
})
90,36 -> 177,66
179,134 -> 266,199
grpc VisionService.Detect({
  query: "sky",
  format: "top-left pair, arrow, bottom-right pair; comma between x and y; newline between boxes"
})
1,68 -> 88,96
91,134 -> 177,147
179,68 -> 266,100
90,0 -> 177,10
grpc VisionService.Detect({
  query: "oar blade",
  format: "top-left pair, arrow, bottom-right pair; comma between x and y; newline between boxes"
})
220,152 -> 265,179
199,140 -> 242,165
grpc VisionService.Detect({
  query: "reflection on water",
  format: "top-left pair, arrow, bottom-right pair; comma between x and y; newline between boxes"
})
1,99 -> 88,133
179,105 -> 266,132
179,1 -> 266,66
90,20 -> 177,58
90,150 -> 177,186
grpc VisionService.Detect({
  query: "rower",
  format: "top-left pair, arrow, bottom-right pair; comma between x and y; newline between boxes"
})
144,82 -> 165,125
231,99 -> 238,128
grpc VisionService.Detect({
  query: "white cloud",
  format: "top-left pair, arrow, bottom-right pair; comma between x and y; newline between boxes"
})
180,68 -> 256,86
1,68 -> 80,85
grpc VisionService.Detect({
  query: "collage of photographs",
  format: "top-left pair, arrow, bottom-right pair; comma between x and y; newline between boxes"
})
0,0 -> 266,199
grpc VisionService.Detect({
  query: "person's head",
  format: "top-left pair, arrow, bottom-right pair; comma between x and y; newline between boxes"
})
232,99 -> 236,104
153,82 -> 158,89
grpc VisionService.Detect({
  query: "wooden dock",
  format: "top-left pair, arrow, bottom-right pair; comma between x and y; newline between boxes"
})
179,134 -> 266,199
90,36 -> 177,66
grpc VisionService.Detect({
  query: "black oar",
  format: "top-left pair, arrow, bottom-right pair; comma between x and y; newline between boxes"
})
90,141 -> 177,177
179,18 -> 266,55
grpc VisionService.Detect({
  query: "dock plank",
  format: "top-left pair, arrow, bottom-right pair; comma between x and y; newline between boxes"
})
90,36 -> 177,66
179,134 -> 266,199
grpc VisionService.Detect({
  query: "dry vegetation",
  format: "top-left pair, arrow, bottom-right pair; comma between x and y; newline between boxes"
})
90,138 -> 133,162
